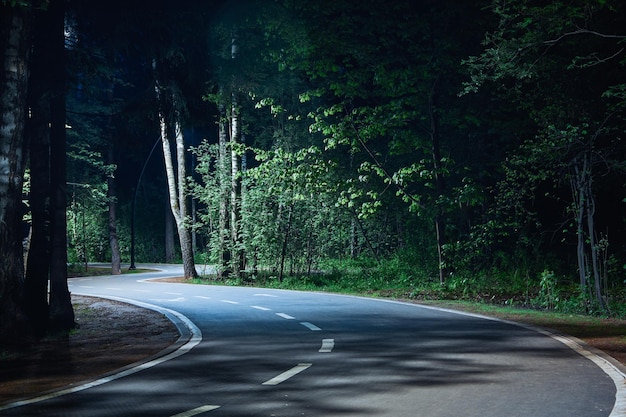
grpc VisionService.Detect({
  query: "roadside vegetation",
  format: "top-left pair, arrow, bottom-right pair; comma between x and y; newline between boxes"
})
192,253 -> 626,319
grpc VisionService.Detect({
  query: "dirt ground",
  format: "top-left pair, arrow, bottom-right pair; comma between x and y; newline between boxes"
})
0,295 -> 179,406
1,291 -> 625,407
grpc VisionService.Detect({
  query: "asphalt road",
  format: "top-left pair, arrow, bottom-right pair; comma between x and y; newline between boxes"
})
1,264 -> 624,417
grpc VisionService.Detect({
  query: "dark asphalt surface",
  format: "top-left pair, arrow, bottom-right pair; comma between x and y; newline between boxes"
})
1,264 -> 622,417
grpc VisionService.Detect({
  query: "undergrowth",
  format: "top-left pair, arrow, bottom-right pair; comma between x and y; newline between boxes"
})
195,256 -> 626,319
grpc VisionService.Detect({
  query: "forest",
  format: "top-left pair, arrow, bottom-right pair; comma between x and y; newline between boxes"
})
1,0 -> 625,343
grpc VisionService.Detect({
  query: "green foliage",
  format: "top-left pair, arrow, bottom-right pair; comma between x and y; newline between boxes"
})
50,0 -> 626,319
1,0 -> 47,8
533,270 -> 559,309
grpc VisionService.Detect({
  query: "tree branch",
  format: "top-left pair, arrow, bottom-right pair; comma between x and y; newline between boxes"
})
544,28 -> 626,45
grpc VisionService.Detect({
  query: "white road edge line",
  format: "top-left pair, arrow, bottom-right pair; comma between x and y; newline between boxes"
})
300,321 -> 321,331
319,339 -> 335,353
170,405 -> 220,417
262,363 -> 312,386
0,295 -> 202,412
276,313 -> 295,320
370,297 -> 626,417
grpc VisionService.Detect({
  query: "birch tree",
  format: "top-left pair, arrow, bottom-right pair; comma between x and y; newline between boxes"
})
229,29 -> 245,277
217,101 -> 231,277
154,68 -> 198,279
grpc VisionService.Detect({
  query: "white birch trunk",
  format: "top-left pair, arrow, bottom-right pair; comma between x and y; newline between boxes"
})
158,108 -> 198,279
218,104 -> 231,277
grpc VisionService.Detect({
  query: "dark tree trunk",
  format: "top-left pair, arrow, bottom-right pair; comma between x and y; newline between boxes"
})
47,0 -> 75,332
278,204 -> 294,283
23,26 -> 51,336
0,3 -> 32,343
107,147 -> 121,275
429,76 -> 447,284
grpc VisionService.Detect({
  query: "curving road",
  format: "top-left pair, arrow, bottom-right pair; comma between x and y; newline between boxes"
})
1,264 -> 624,417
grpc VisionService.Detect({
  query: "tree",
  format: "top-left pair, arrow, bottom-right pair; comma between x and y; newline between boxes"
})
107,146 -> 121,274
0,1 -> 33,342
464,0 -> 626,310
270,0 -> 487,283
229,29 -> 245,277
154,69 -> 198,279
47,0 -> 75,331
23,4 -> 52,336
21,0 -> 77,336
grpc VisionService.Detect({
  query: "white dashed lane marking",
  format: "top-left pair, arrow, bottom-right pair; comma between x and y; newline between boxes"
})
262,363 -> 312,386
251,306 -> 271,311
300,322 -> 322,331
319,339 -> 335,353
276,313 -> 295,320
169,405 -> 220,416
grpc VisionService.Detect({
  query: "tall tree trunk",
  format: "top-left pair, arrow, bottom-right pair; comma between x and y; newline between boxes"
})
164,196 -> 175,263
585,186 -> 605,310
191,182 -> 197,253
173,117 -> 197,278
218,103 -> 231,278
152,58 -> 197,278
572,168 -> 587,290
230,29 -> 244,277
107,147 -> 121,275
278,203 -> 294,282
350,218 -> 357,259
230,95 -> 243,276
429,76 -> 447,284
351,210 -> 380,263
47,0 -> 75,332
0,3 -> 32,343
154,78 -> 198,279
23,10 -> 51,338
577,152 -> 606,311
